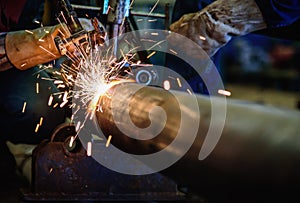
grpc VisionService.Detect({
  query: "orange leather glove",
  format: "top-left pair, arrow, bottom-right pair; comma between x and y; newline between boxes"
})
5,24 -> 70,70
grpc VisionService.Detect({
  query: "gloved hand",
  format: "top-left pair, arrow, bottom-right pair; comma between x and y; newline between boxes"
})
169,0 -> 267,58
5,24 -> 71,70
5,18 -> 107,71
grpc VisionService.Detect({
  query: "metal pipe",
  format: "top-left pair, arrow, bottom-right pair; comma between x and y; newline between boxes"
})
96,82 -> 300,193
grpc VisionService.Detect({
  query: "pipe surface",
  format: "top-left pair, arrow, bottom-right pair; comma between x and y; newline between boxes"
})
96,82 -> 300,196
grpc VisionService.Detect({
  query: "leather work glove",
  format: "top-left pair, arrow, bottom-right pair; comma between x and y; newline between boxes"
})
5,24 -> 71,70
4,18 -> 107,71
168,0 -> 267,58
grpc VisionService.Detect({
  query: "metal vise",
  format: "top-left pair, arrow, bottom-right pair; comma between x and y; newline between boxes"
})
22,123 -> 184,202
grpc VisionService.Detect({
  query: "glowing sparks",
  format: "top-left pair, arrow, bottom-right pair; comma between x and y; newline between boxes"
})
25,30 -> 33,34
54,80 -> 64,84
60,100 -> 68,108
106,135 -> 112,147
87,81 -> 117,112
218,89 -> 231,97
147,51 -> 156,59
63,91 -> 68,101
69,136 -> 75,148
199,35 -> 206,41
71,46 -> 133,115
39,117 -> 43,126
163,80 -> 170,90
57,84 -> 66,89
176,77 -> 182,88
48,95 -> 53,106
75,121 -> 81,132
39,45 -> 57,57
148,0 -> 160,16
22,102 -> 27,113
169,49 -> 177,55
45,9 -> 157,155
21,63 -> 27,68
35,124 -> 40,133
87,142 -> 92,156
36,83 -> 39,94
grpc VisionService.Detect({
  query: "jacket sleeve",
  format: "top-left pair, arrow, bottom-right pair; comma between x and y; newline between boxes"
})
255,0 -> 300,28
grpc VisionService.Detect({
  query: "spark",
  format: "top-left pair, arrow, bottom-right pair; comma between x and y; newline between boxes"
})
69,136 -> 75,148
22,102 -> 27,113
199,35 -> 206,41
35,124 -> 40,133
57,84 -> 66,89
148,39 -> 166,51
87,142 -> 92,156
147,51 -> 156,59
36,83 -> 39,94
218,89 -> 231,96
177,77 -> 182,88
60,100 -> 68,108
39,117 -> 43,126
25,30 -> 33,34
106,135 -> 112,147
46,12 -> 139,150
54,80 -> 64,84
163,80 -> 170,90
41,77 -> 53,81
169,49 -> 177,55
148,0 -> 160,16
63,91 -> 68,101
21,63 -> 27,68
39,45 -> 57,57
71,46 -> 133,114
75,121 -> 81,132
